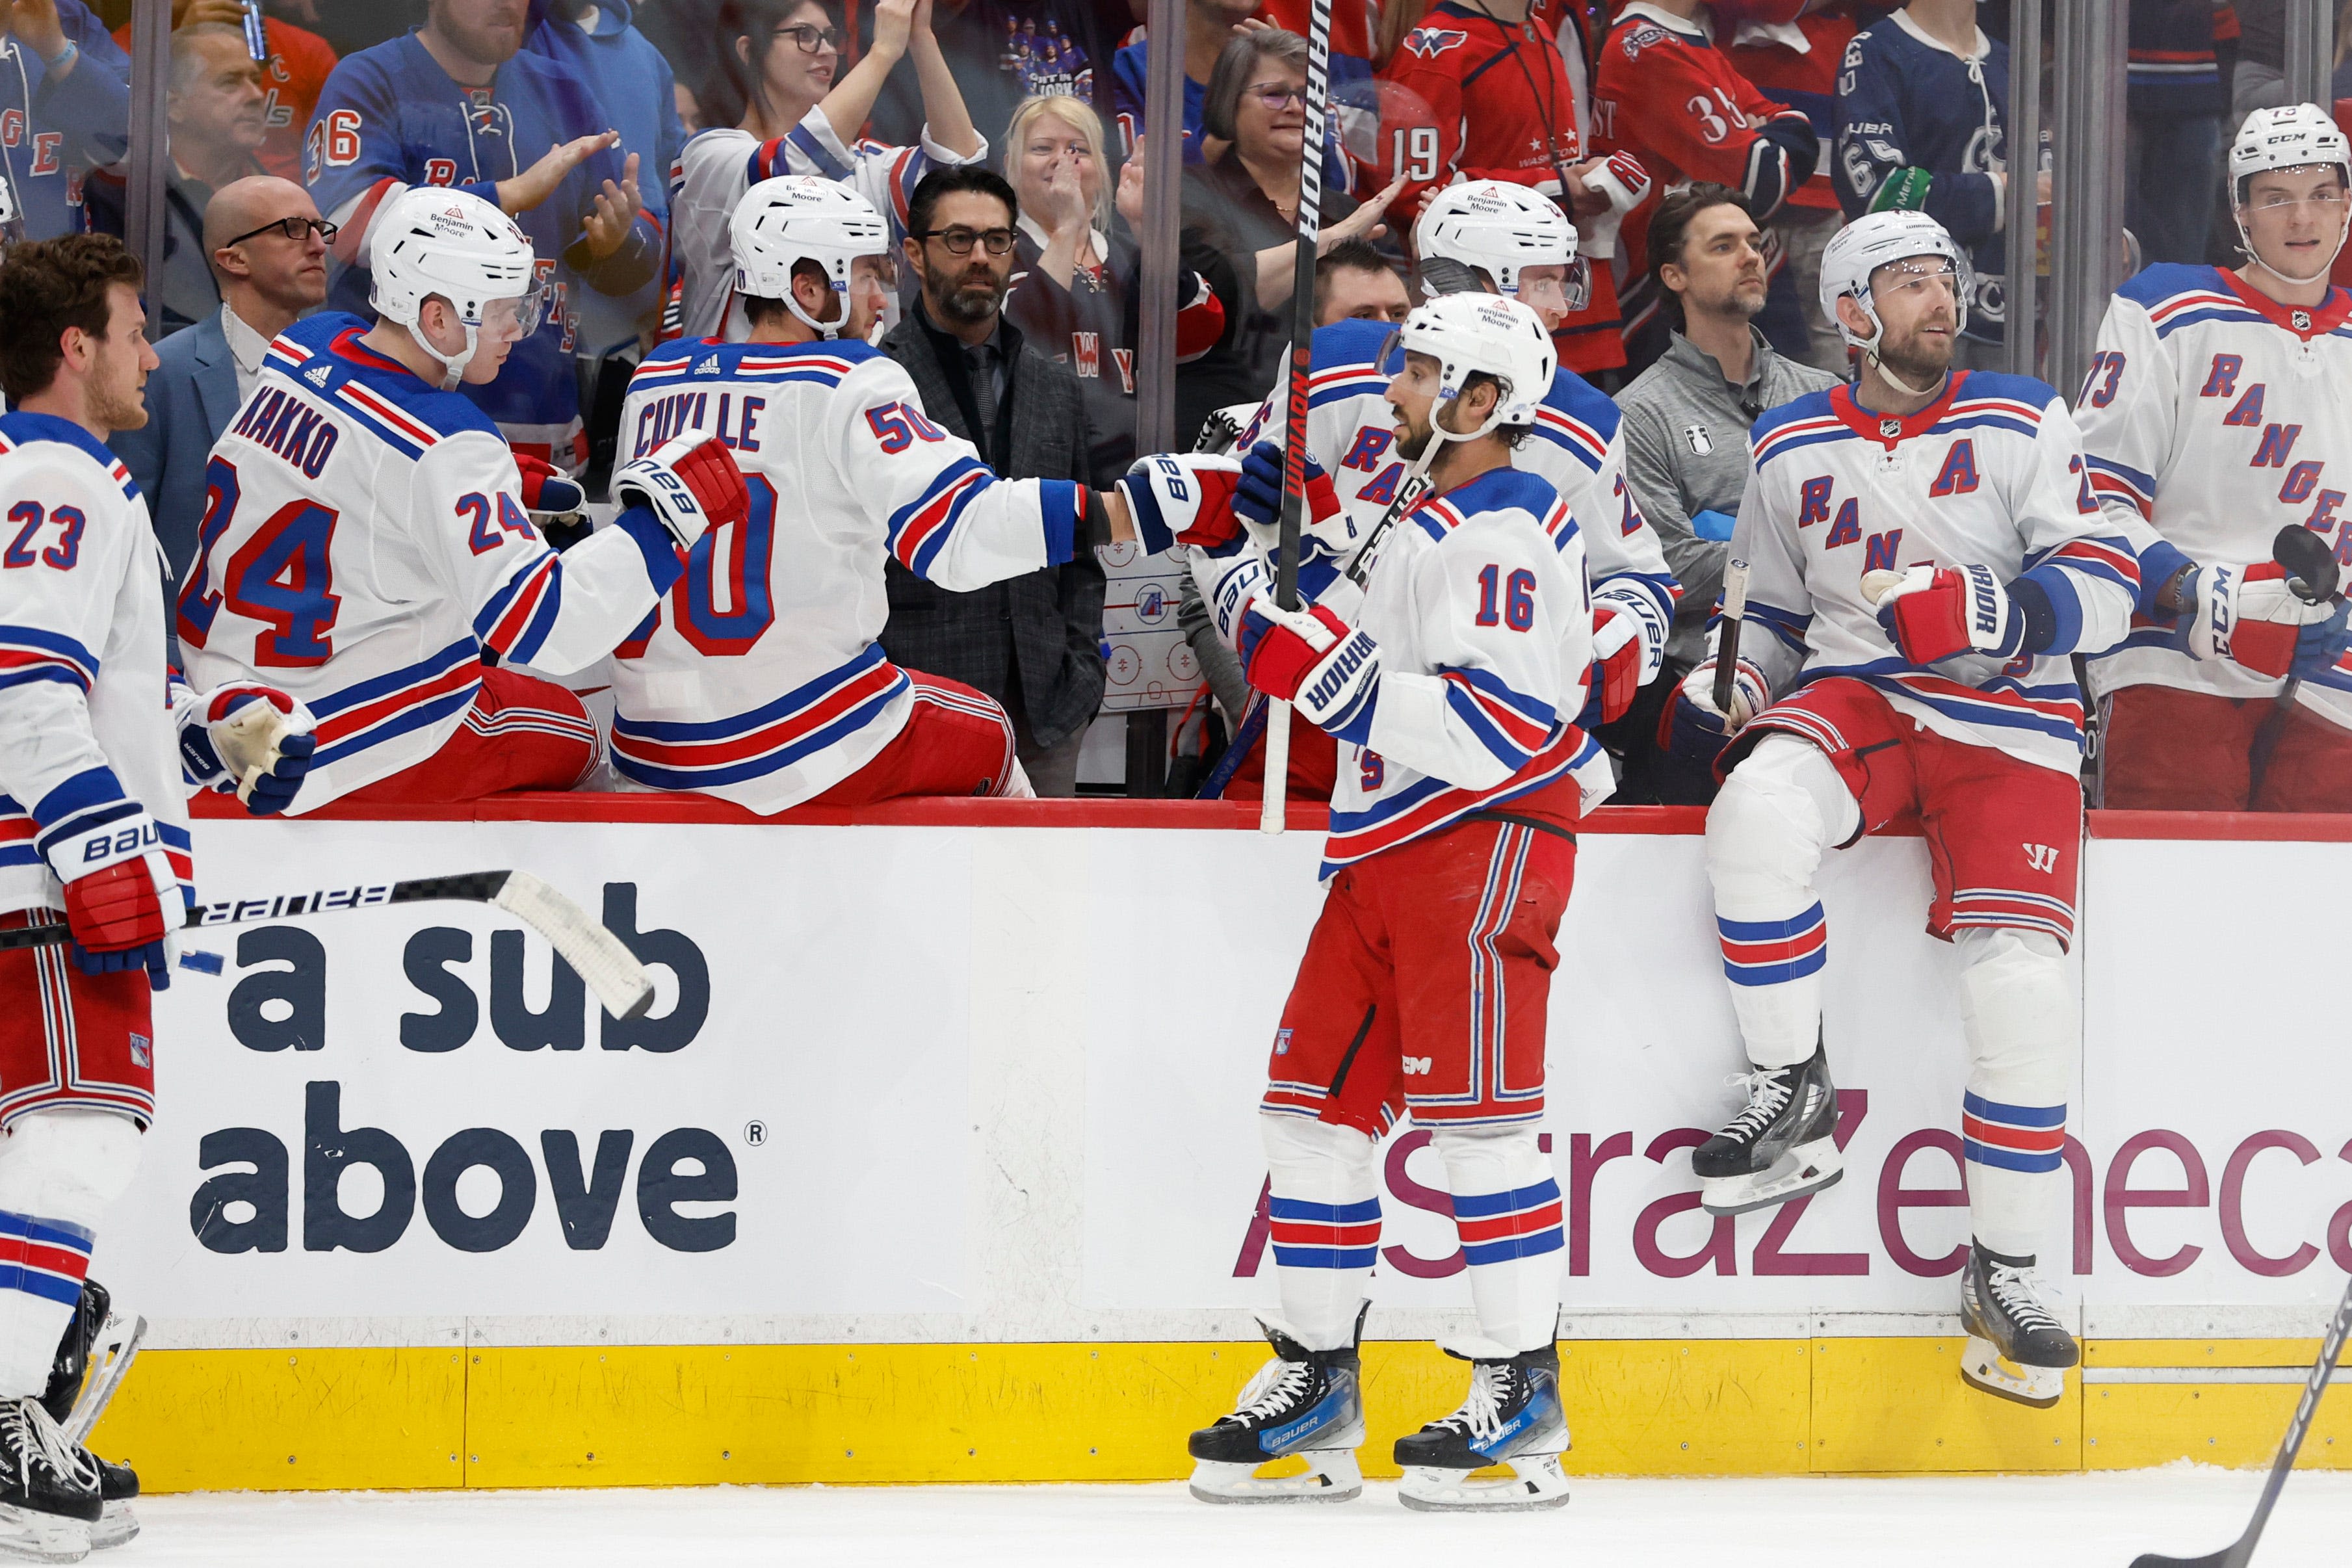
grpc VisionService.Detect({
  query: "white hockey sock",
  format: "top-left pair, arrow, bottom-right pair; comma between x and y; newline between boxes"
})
1706,737 -> 1859,1068
1430,1125 -> 1561,1355
0,1110 -> 140,1398
1954,928 -> 2076,1259
1259,1112 -> 1380,1353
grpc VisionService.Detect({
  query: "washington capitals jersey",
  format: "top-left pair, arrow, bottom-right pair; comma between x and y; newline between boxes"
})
305,33 -> 661,465
670,118 -> 984,345
0,413 -> 192,927
1734,371 -> 2139,774
2076,265 -> 2352,725
176,313 -> 683,811
605,338 -> 1085,813
1238,317 -> 1679,686
0,5 -> 130,242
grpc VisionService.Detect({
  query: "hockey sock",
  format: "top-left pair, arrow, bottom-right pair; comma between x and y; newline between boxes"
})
1953,928 -> 2074,1259
1705,737 -> 1859,1067
1259,1112 -> 1381,1353
1430,1125 -> 1561,1354
0,1110 -> 140,1397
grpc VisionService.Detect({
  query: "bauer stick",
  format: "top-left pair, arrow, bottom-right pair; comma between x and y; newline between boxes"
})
0,870 -> 657,1020
1259,0 -> 1334,836
2128,1268 -> 2352,1568
1713,558 -> 1752,711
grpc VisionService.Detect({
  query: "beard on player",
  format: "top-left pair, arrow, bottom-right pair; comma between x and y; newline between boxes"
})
1874,285 -> 1958,389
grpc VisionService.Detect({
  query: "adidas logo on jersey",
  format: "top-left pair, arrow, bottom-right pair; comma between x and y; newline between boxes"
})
304,363 -> 332,389
694,357 -> 721,376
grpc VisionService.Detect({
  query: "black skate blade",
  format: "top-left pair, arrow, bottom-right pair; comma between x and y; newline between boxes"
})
2127,1554 -> 2235,1568
1701,1164 -> 1842,1218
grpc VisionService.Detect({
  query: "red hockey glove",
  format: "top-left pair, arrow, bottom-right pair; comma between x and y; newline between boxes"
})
614,430 -> 749,551
1117,452 -> 1245,554
1864,564 -> 2026,664
43,811 -> 179,989
1588,606 -> 1642,726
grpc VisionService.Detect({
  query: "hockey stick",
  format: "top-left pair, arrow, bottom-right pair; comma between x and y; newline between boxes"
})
0,871 -> 656,1021
1259,0 -> 1333,837
2128,1269 -> 2352,1568
1713,558 -> 1751,711
2271,523 -> 2342,714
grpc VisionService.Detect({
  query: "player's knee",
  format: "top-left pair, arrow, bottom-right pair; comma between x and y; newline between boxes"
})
1259,1112 -> 1379,1199
0,1109 -> 143,1227
1705,738 -> 1853,898
1427,1123 -> 1548,1192
1955,927 -> 2074,1103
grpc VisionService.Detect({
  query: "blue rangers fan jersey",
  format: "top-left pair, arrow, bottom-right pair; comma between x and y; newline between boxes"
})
176,313 -> 684,811
1732,371 -> 2140,775
606,338 -> 1085,812
304,33 -> 661,467
0,5 -> 131,241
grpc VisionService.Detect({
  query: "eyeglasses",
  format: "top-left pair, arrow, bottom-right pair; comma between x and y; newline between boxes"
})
1246,83 -> 1307,111
913,226 -> 1017,256
776,22 -> 841,53
222,215 -> 338,247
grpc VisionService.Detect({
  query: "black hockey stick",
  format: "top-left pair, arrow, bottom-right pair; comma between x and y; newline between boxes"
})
1259,0 -> 1333,835
0,870 -> 655,1019
2129,1270 -> 2352,1568
1713,559 -> 1752,711
2271,523 -> 2343,714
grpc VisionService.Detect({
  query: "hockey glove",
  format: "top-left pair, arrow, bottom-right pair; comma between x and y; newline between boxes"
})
2169,560 -> 2345,678
614,429 -> 748,552
177,683 -> 318,815
1117,452 -> 1245,555
1659,657 -> 1768,766
1238,595 -> 1381,745
1580,606 -> 1643,729
513,452 -> 592,549
1863,564 -> 2027,664
42,809 -> 179,989
1234,440 -> 1342,541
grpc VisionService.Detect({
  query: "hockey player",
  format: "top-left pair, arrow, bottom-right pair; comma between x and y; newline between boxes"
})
1185,294 -> 1588,1511
0,233 -> 320,1557
1207,181 -> 1677,804
2077,103 -> 2352,812
178,187 -> 743,813
1661,211 -> 2139,1407
607,176 -> 1215,811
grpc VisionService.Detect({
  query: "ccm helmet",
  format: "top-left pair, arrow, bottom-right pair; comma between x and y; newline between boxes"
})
1396,291 -> 1556,444
730,175 -> 891,340
369,186 -> 543,388
2227,103 -> 2352,284
1413,179 -> 1575,295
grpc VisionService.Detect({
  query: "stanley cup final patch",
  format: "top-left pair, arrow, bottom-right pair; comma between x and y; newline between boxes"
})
1684,423 -> 1714,456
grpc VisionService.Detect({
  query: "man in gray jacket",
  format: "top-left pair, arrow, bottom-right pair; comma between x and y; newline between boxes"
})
1614,184 -> 1842,804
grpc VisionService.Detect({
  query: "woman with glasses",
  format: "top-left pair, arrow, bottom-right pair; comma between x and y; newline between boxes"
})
672,0 -> 986,342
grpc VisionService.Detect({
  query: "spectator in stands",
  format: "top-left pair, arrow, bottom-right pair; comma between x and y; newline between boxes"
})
305,0 -> 660,471
675,0 -> 984,341
111,176 -> 328,585
1110,0 -> 1246,158
880,166 -> 1106,796
1179,29 -> 1396,426
1001,92 -> 1225,482
1381,0 -> 1642,383
0,0 -> 132,241
111,0 -> 340,185
91,24 -> 270,337
1595,1 -> 1819,377
528,0 -> 687,354
1313,236 -> 1409,324
2128,0 -> 2227,265
866,0 -> 1119,166
1833,0 -> 2037,369
2229,0 -> 2289,122
1612,183 -> 1838,804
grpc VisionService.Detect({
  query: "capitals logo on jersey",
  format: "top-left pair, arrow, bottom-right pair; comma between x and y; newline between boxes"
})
1403,26 -> 1467,59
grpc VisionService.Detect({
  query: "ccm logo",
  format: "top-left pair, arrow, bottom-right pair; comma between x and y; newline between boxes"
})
1403,1056 -> 1432,1075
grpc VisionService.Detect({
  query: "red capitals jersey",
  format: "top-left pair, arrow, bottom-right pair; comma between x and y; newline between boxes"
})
1721,1 -> 1879,213
1593,3 -> 1814,275
114,16 -> 337,184
1380,0 -> 1624,373
1256,0 -> 1376,64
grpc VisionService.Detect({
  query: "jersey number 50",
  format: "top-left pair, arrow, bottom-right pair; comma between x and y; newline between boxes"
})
176,456 -> 343,667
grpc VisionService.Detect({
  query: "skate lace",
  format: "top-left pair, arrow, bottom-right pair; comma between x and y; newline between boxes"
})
0,1400 -> 92,1490
1719,1068 -> 1794,1141
1227,1357 -> 1314,1424
1987,1262 -> 2062,1335
1429,1363 -> 1513,1444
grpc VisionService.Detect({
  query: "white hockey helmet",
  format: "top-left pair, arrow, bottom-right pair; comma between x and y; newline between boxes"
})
1819,209 -> 1972,356
1394,291 -> 1556,443
368,186 -> 543,389
1412,179 -> 1576,296
2227,103 -> 2352,283
730,175 -> 892,340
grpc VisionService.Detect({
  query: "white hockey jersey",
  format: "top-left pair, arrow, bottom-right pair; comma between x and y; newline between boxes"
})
606,337 -> 1086,812
2074,264 -> 2352,725
1233,317 -> 1680,683
1735,371 -> 2141,775
177,313 -> 683,811
1197,464 -> 1593,878
669,116 -> 985,344
0,413 -> 193,919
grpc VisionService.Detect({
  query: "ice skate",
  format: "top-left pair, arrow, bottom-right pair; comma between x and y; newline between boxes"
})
38,1287 -> 135,1550
1394,1336 -> 1571,1512
0,1398 -> 98,1563
1186,1305 -> 1366,1503
72,1459 -> 130,1554
1959,1242 -> 2076,1408
1693,1042 -> 1842,1216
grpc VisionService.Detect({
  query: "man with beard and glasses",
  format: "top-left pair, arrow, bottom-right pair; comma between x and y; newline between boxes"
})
1659,210 -> 2141,1411
876,164 -> 1104,796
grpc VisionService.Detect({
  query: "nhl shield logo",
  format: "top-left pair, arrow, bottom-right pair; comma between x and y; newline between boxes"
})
2293,308 -> 2313,331
1684,423 -> 1714,456
1879,417 -> 1903,439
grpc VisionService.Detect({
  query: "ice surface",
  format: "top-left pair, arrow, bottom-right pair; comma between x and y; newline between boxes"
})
114,1470 -> 2352,1567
